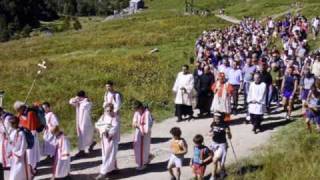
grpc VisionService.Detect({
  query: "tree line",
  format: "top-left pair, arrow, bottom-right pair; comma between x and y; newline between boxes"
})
0,0 -> 130,42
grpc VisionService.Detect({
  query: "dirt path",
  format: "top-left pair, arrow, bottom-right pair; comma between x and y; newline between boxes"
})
30,95 -> 301,180
215,14 -> 241,24
215,7 -> 302,25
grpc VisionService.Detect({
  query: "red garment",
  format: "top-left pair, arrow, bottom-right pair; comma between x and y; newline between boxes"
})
18,111 -> 40,131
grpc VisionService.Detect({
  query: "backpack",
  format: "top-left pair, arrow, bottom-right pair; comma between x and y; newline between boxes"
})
29,105 -> 46,132
199,146 -> 212,166
19,127 -> 34,149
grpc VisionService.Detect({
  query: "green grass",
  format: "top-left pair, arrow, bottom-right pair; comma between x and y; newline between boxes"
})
0,0 -> 230,147
1,0 -> 320,149
227,120 -> 320,180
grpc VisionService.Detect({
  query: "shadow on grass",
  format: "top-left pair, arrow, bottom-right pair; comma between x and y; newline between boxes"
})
261,119 -> 294,132
236,164 -> 264,176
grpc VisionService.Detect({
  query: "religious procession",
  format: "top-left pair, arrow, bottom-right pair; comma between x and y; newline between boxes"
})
0,11 -> 320,180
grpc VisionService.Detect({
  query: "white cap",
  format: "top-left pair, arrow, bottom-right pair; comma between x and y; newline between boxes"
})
13,101 -> 25,111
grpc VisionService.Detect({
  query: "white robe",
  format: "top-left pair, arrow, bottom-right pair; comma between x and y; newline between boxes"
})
69,97 -> 94,151
103,92 -> 122,114
0,115 -> 12,168
53,133 -> 71,178
247,82 -> 267,115
98,114 -> 120,175
173,72 -> 194,106
27,131 -> 41,170
9,129 -> 31,180
133,109 -> 153,167
42,112 -> 59,157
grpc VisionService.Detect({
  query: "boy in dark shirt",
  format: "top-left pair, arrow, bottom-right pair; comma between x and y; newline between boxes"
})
209,112 -> 232,180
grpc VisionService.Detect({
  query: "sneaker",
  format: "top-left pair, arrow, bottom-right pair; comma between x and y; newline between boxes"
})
136,165 -> 146,171
209,175 -> 215,180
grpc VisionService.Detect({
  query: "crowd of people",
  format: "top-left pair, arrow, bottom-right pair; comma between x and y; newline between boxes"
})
0,12 -> 320,180
171,12 -> 320,179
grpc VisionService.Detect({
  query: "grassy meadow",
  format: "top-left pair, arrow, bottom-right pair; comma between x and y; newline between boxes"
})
227,121 -> 320,180
0,0 -> 230,146
0,0 -> 320,149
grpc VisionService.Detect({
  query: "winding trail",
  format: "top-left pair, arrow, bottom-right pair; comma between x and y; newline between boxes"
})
2,8 -> 304,180
31,95 -> 301,180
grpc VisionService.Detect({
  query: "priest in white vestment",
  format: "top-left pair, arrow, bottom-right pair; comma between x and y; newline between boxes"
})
95,103 -> 120,180
132,101 -> 153,170
0,109 -> 13,169
69,90 -> 95,157
8,116 -> 31,180
173,65 -> 194,121
42,102 -> 59,158
247,73 -> 267,134
51,126 -> 71,179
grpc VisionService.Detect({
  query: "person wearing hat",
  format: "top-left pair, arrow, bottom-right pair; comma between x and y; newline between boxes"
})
13,101 -> 41,175
8,116 -> 32,180
69,90 -> 96,157
210,72 -> 233,122
103,81 -> 122,115
208,112 -> 232,180
132,100 -> 153,170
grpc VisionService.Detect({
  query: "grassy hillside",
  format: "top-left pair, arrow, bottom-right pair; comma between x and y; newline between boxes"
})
1,0 -> 320,148
0,0 -> 230,146
227,121 -> 320,180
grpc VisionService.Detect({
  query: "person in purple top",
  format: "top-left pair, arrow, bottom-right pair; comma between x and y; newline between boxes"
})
281,66 -> 298,120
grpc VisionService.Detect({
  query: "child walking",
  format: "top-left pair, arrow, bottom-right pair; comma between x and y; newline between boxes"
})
167,127 -> 188,180
190,134 -> 212,180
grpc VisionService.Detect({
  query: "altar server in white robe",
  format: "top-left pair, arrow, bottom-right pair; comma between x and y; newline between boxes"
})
95,103 -> 120,180
42,102 -> 59,158
247,72 -> 267,134
8,116 -> 31,180
0,108 -> 13,169
132,101 -> 153,170
103,81 -> 122,115
173,65 -> 195,121
51,126 -> 71,179
69,90 -> 95,157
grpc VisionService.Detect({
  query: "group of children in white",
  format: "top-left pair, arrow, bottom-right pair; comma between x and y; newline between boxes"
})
1,11 -> 320,180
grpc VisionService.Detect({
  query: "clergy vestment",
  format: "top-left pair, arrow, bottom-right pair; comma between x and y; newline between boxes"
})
18,109 -> 41,171
211,81 -> 233,114
43,111 -> 59,157
9,129 -> 31,180
0,113 -> 12,169
97,113 -> 120,175
133,109 -> 153,167
247,82 -> 267,130
103,92 -> 122,114
173,72 -> 194,118
69,97 -> 94,151
52,132 -> 71,178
